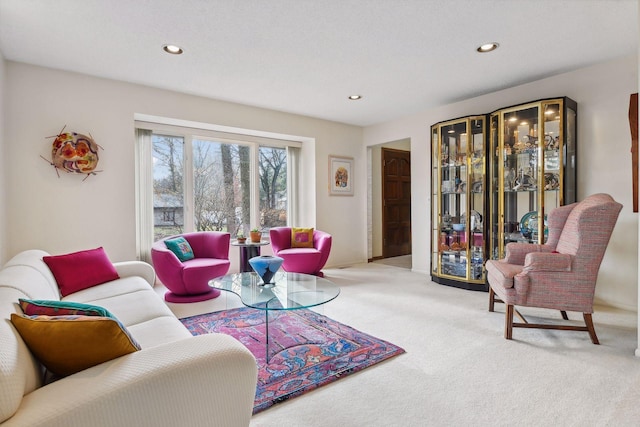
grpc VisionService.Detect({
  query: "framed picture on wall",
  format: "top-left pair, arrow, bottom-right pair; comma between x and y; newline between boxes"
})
329,155 -> 354,196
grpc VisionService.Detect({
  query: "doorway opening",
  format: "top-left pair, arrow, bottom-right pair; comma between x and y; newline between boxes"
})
367,140 -> 411,268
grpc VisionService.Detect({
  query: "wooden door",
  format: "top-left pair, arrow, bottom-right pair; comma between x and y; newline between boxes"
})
382,148 -> 411,258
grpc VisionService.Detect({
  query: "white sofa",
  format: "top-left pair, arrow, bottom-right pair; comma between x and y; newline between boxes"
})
0,250 -> 258,427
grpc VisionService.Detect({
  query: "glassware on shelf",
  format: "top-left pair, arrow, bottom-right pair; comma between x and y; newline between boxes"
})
430,115 -> 487,290
488,97 -> 577,260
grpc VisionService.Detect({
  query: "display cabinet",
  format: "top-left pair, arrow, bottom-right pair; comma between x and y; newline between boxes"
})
488,97 -> 577,260
431,116 -> 488,290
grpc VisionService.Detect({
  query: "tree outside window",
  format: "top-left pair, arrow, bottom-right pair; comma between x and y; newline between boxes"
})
152,134 -> 288,241
153,135 -> 184,240
259,146 -> 287,229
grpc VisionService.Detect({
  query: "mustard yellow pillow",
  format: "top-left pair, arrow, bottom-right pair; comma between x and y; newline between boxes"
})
291,227 -> 314,248
11,313 -> 141,376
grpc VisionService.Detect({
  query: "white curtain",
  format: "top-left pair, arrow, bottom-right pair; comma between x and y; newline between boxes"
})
287,146 -> 300,227
135,128 -> 154,263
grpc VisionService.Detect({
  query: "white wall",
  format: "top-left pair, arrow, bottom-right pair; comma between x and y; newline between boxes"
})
0,51 -> 6,263
636,5 -> 640,357
364,55 -> 639,310
3,63 -> 364,270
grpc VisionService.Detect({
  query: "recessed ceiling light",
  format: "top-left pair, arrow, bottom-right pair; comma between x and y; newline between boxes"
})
163,44 -> 184,55
477,42 -> 499,53
348,95 -> 362,100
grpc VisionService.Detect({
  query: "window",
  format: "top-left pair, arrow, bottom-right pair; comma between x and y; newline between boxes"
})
258,146 -> 288,229
135,122 -> 300,261
189,138 -> 251,238
153,135 -> 185,240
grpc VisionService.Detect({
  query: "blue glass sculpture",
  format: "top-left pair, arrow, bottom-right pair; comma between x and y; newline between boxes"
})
248,255 -> 284,285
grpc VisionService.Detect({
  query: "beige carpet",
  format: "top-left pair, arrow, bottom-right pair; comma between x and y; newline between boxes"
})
158,263 -> 640,426
372,255 -> 412,269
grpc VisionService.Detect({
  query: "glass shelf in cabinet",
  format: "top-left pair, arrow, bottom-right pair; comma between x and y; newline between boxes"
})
504,188 -> 537,193
505,235 -> 535,244
441,261 -> 467,277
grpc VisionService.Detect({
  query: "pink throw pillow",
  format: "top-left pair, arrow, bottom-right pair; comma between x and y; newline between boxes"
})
43,247 -> 120,297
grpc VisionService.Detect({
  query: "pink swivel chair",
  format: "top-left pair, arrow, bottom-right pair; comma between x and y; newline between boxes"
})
269,227 -> 332,277
151,231 -> 231,303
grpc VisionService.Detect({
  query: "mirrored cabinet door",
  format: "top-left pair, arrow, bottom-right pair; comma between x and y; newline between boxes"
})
468,118 -> 486,283
430,116 -> 487,291
431,128 -> 439,278
489,97 -> 577,260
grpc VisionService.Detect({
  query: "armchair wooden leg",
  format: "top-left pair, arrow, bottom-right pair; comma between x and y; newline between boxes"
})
505,304 -> 514,340
489,287 -> 496,312
584,313 -> 600,345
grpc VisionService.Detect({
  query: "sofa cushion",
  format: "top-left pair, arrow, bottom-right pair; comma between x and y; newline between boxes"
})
19,299 -> 114,318
291,227 -> 314,248
182,258 -> 230,285
165,236 -> 195,262
126,315 -> 193,349
277,247 -> 322,274
10,313 -> 141,377
65,276 -> 173,325
2,250 -> 60,300
63,275 -> 192,348
43,247 -> 120,296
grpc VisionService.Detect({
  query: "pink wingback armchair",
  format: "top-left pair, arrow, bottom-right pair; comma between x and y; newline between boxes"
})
486,193 -> 622,344
269,227 -> 332,277
151,231 -> 231,303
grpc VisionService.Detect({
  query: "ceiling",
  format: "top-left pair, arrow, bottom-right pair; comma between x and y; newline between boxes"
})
0,0 -> 637,127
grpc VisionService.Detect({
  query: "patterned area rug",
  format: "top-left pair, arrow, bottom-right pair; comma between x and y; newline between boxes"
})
180,307 -> 405,414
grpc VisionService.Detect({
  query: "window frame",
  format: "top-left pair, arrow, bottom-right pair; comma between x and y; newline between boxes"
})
135,120 -> 301,262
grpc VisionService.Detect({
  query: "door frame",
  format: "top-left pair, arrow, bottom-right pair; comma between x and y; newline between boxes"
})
366,140 -> 412,262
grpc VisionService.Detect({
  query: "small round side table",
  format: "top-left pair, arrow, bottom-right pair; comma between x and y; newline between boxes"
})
231,240 -> 269,272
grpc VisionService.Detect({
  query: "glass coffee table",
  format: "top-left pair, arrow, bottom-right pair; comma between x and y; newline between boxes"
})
209,271 -> 340,362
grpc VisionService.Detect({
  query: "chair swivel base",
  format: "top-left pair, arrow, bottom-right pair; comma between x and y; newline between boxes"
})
165,288 -> 221,303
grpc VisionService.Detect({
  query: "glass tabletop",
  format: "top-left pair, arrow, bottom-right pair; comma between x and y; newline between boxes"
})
209,271 -> 340,311
230,240 -> 269,247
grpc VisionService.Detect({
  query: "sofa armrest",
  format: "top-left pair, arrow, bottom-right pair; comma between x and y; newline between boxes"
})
4,334 -> 257,427
112,261 -> 156,287
523,252 -> 573,273
504,242 -> 553,265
